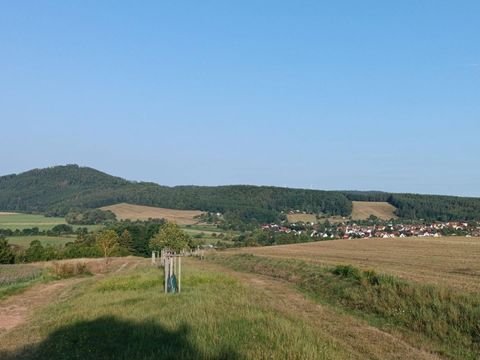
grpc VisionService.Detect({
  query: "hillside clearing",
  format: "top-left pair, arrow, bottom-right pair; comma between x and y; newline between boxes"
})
287,213 -> 318,223
100,203 -> 204,225
351,201 -> 398,220
229,236 -> 480,292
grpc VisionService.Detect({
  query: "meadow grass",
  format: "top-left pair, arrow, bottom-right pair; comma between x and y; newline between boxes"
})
0,260 -> 347,360
0,264 -> 45,299
211,254 -> 480,360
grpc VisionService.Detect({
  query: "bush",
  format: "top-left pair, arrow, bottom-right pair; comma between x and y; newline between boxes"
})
331,265 -> 362,281
51,262 -> 91,278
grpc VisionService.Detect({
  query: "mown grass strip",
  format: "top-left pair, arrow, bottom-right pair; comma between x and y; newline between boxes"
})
211,254 -> 480,360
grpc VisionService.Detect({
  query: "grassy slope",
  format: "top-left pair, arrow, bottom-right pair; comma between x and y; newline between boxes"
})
0,260 -> 347,360
211,254 -> 480,360
287,213 -> 318,223
351,201 -> 398,220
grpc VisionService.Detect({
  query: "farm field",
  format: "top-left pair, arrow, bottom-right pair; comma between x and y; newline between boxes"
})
230,236 -> 480,292
286,213 -> 318,223
100,203 -> 204,225
351,201 -> 398,220
0,212 -> 102,232
181,225 -> 239,245
6,236 -> 75,248
0,213 -> 66,231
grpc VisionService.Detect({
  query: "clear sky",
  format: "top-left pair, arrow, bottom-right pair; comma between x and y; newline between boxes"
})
1,1 -> 479,196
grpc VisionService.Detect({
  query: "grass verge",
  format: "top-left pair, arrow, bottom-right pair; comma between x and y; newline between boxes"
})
210,254 -> 480,360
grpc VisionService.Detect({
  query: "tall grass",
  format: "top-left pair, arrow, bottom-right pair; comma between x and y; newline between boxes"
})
212,254 -> 480,360
0,264 -> 44,299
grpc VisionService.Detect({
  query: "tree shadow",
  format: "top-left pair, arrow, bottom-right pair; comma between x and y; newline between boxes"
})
0,316 -> 242,360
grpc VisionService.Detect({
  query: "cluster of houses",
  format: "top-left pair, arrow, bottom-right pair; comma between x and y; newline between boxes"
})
261,221 -> 480,239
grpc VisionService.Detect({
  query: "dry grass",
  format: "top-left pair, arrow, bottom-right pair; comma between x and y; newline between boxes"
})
286,213 -> 318,223
0,212 -> 18,216
229,236 -> 480,292
100,203 -> 204,225
351,201 -> 398,220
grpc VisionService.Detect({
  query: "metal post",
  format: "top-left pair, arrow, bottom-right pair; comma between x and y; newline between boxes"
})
164,257 -> 168,293
178,257 -> 181,293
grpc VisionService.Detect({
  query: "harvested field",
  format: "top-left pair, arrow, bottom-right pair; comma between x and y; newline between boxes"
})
100,203 -> 204,225
231,236 -> 480,292
351,201 -> 398,220
286,213 -> 317,223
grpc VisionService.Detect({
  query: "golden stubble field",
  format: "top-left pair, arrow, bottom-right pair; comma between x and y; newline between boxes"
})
232,236 -> 480,292
351,201 -> 398,220
100,203 -> 204,225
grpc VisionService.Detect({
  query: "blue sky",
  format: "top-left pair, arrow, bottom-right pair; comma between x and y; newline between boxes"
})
0,1 -> 479,196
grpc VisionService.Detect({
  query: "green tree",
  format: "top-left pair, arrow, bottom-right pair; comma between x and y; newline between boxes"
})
149,222 -> 191,253
25,240 -> 46,262
118,229 -> 134,253
0,236 -> 15,264
96,230 -> 119,261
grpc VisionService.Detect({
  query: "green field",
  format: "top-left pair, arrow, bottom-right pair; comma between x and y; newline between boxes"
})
180,225 -> 238,245
0,213 -> 102,232
6,236 -> 75,248
0,213 -> 66,231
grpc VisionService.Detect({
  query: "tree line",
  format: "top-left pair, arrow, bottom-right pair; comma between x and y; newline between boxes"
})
0,219 -> 195,264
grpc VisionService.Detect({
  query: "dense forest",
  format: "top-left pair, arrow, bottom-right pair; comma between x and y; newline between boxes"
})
0,165 -> 479,223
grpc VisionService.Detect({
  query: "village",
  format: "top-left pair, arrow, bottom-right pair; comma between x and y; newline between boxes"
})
262,220 -> 480,240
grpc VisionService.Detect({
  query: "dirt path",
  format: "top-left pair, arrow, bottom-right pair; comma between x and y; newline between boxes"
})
0,277 -> 86,333
200,261 -> 440,360
0,258 -> 146,334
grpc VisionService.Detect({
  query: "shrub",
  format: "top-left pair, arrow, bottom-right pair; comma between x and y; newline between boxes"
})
331,265 -> 362,281
51,262 -> 91,278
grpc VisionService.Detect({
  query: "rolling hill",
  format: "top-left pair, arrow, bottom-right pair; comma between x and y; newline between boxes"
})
1,165 -> 479,223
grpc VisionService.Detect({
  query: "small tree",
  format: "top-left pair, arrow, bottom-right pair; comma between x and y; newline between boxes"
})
96,230 -> 119,262
149,222 -> 191,253
119,229 -> 134,253
0,236 -> 15,264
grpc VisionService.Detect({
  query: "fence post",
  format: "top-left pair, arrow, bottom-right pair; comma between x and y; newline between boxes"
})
178,257 -> 181,293
164,257 -> 168,293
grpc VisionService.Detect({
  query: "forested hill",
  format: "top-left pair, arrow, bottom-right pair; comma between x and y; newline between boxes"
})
0,165 -> 351,223
1,165 -> 479,223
